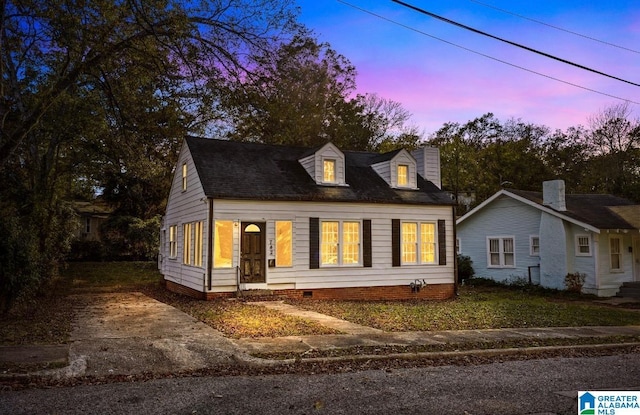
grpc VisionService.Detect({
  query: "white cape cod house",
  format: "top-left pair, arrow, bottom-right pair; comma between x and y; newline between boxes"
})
159,137 -> 457,300
457,180 -> 640,296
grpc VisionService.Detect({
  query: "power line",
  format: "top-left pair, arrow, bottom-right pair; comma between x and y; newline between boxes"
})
469,0 -> 640,55
392,0 -> 640,88
336,0 -> 639,105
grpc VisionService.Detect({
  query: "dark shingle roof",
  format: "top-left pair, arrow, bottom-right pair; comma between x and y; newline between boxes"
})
185,136 -> 453,205
508,189 -> 638,230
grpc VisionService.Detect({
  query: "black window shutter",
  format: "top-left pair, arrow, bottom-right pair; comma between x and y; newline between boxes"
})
309,217 -> 319,269
392,219 -> 400,267
363,220 -> 372,267
438,219 -> 447,266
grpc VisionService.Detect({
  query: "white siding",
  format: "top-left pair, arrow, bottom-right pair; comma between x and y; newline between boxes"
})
161,143 -> 209,292
592,231 -> 636,296
208,200 -> 455,292
412,147 -> 441,189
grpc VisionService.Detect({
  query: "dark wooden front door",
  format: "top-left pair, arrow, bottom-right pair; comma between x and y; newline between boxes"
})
240,222 -> 265,283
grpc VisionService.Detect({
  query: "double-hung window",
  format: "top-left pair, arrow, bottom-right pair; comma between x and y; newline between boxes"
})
397,164 -> 408,187
487,236 -> 515,267
169,225 -> 177,259
194,221 -> 203,267
321,221 -> 360,266
530,236 -> 540,256
610,236 -> 622,271
323,159 -> 336,183
401,222 -> 436,264
181,163 -> 187,191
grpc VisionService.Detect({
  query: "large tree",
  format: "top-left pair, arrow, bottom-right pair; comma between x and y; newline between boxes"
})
0,0 -> 300,309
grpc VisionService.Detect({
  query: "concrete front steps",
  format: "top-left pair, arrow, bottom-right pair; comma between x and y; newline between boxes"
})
616,282 -> 640,299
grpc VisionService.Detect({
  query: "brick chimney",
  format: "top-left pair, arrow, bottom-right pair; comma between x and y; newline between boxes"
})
412,146 -> 441,189
543,179 -> 566,211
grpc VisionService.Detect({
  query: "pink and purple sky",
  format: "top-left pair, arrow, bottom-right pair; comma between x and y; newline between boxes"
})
296,0 -> 640,135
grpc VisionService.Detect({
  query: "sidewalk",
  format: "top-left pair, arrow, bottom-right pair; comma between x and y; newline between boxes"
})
1,293 -> 640,380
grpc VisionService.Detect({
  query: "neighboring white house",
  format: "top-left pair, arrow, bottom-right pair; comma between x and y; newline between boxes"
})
159,137 -> 456,300
456,180 -> 640,296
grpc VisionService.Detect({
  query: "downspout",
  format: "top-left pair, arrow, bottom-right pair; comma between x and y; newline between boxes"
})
452,205 -> 459,296
207,198 -> 214,291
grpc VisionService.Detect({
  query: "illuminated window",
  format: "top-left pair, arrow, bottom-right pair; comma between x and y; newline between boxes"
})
321,221 -> 339,265
323,159 -> 336,183
194,221 -> 203,267
214,220 -> 233,268
401,222 -> 417,263
420,223 -> 436,264
321,221 -> 360,266
169,225 -> 177,258
183,223 -> 192,265
610,236 -> 622,270
488,236 -> 515,268
182,163 -> 187,191
342,222 -> 360,265
276,221 -> 293,267
576,235 -> 591,256
397,164 -> 408,186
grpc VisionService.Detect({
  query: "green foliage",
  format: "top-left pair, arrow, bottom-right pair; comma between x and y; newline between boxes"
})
457,255 -> 475,283
100,216 -> 161,261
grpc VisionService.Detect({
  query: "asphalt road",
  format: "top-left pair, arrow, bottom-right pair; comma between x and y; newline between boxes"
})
2,353 -> 639,415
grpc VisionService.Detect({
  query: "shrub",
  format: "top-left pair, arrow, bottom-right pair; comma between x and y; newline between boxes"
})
457,255 -> 475,283
564,272 -> 586,293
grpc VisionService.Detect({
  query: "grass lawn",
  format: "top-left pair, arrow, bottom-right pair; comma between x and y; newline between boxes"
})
2,263 -> 640,346
287,282 -> 640,332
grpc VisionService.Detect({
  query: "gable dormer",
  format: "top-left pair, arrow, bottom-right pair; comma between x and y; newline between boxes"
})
371,149 -> 418,190
298,142 -> 348,186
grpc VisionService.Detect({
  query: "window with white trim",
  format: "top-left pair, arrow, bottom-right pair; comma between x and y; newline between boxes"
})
321,220 -> 360,266
214,220 -> 233,268
575,234 -> 592,256
183,223 -> 192,265
323,159 -> 336,183
181,163 -> 187,191
530,236 -> 540,256
401,222 -> 437,264
169,225 -> 177,259
275,221 -> 293,267
397,164 -> 408,187
194,221 -> 203,267
610,236 -> 622,270
487,236 -> 515,268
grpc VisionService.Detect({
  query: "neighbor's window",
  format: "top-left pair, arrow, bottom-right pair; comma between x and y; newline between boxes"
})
183,223 -> 192,265
397,164 -> 408,186
169,225 -> 177,259
321,221 -> 360,266
576,235 -> 592,256
214,220 -> 233,268
275,221 -> 293,267
194,221 -> 203,267
182,163 -> 188,191
402,222 -> 436,264
610,236 -> 622,270
323,159 -> 336,183
530,236 -> 540,256
488,236 -> 515,267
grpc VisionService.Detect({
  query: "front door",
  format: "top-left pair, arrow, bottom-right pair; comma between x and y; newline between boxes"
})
240,222 -> 265,283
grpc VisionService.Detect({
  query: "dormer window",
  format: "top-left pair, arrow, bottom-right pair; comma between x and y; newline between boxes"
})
323,159 -> 336,183
397,164 -> 408,187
